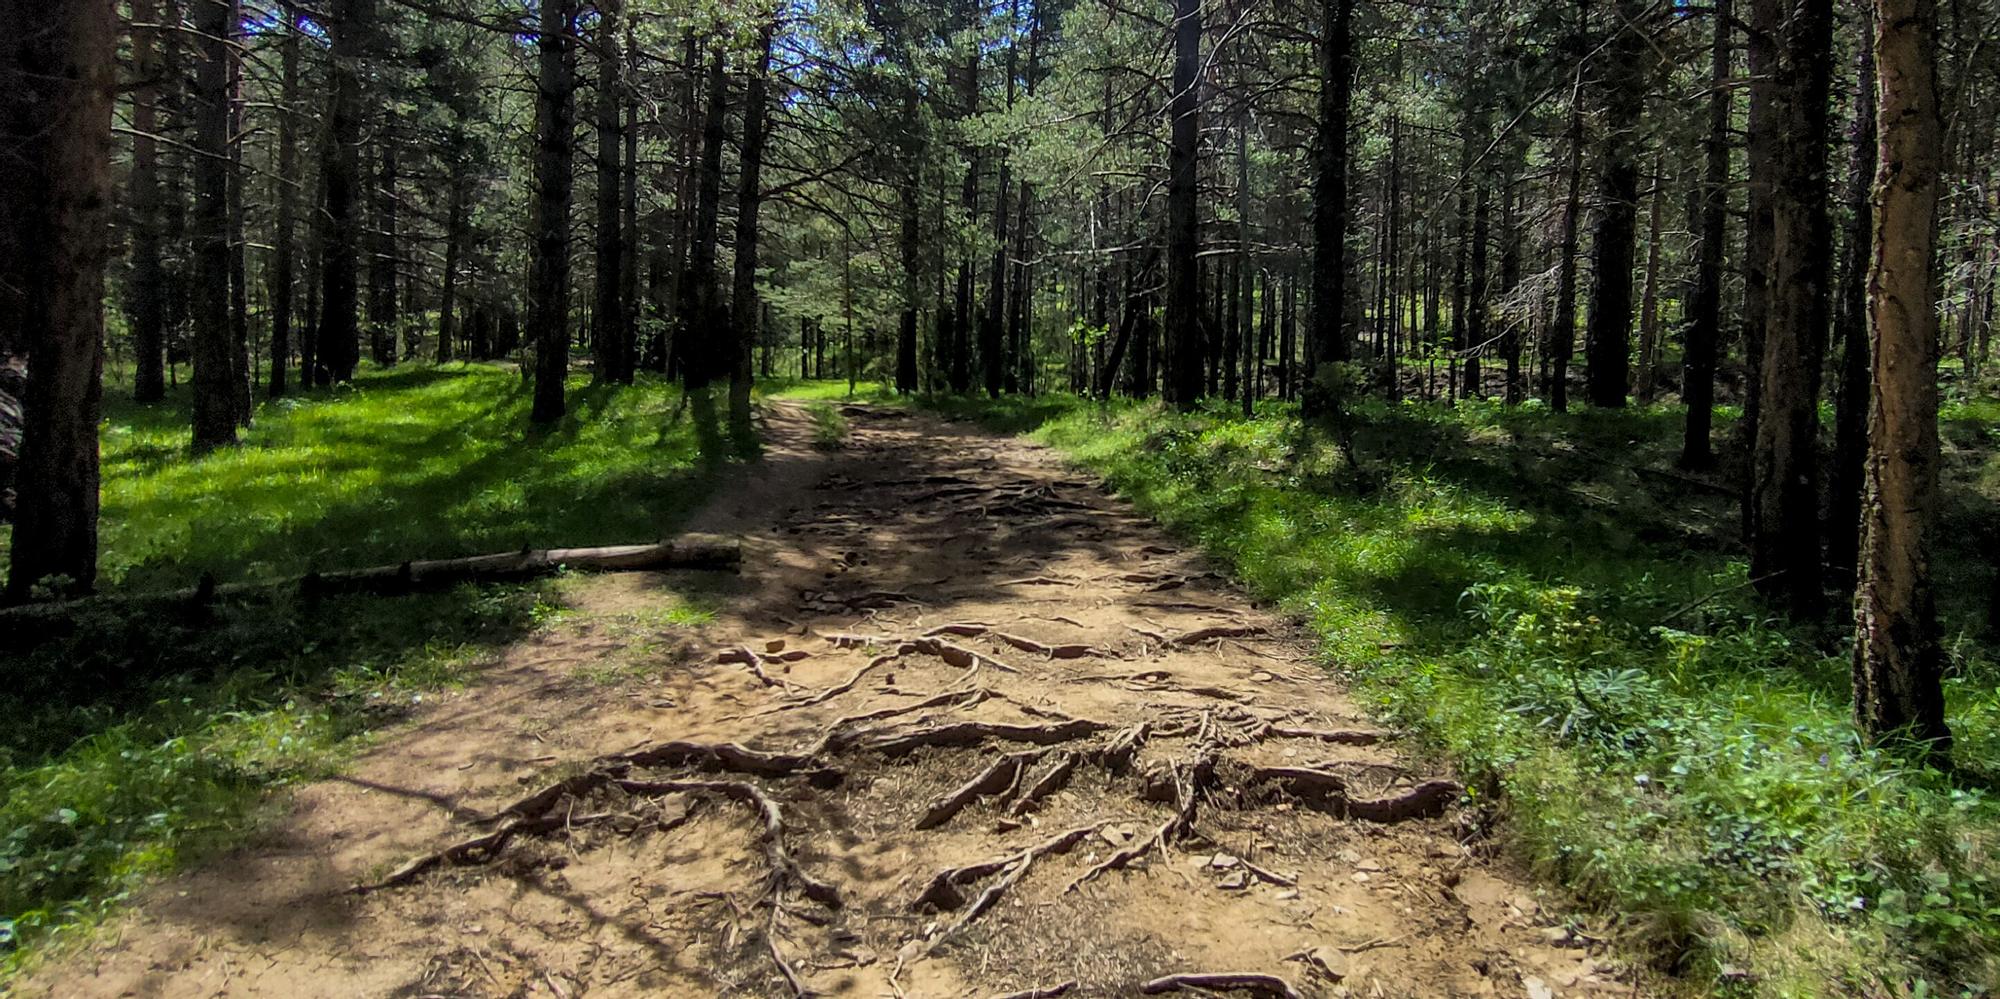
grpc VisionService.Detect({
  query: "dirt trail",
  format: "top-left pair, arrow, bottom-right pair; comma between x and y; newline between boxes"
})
23,403 -> 1644,998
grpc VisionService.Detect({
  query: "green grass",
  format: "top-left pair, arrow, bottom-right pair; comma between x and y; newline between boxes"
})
915,391 -> 1999,997
0,364 -> 735,977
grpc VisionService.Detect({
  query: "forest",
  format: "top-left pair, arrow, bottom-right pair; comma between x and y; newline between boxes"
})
1,0 -> 1998,995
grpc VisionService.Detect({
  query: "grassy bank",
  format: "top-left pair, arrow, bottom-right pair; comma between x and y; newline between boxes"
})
0,365 -> 734,975
925,390 -> 1998,996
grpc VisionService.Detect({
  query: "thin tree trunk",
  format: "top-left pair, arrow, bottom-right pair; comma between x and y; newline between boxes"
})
1551,64 -> 1583,413
1635,148 -> 1666,403
1165,0 -> 1205,408
129,0 -> 169,403
593,0 -> 627,385
528,0 -> 577,423
1828,9 -> 1876,589
368,141 -> 399,367
190,0 -> 238,451
226,6 -> 251,420
268,2 -> 299,396
731,25 -> 774,426
1682,0 -> 1731,466
679,49 -> 726,391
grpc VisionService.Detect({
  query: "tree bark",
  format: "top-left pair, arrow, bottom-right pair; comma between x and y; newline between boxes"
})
731,25 -> 775,425
1828,9 -> 1876,589
368,140 -> 399,367
679,49 -> 726,391
1749,0 -> 1834,617
1583,0 -> 1646,409
190,0 -> 238,452
319,0 -> 372,385
593,0 -> 628,385
1682,0 -> 1731,466
268,1 -> 300,396
1854,0 -> 1950,752
1303,0 -> 1354,415
129,0 -> 169,403
528,0 -> 577,423
0,0 -> 114,599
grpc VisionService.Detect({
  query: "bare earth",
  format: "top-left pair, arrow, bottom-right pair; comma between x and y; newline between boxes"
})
22,403 -> 1647,999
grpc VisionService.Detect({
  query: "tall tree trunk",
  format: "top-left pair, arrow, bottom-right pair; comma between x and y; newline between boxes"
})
1464,174 -> 1490,400
1550,63 -> 1584,412
621,17 -> 640,379
438,143 -> 466,364
528,0 -> 577,423
1165,0 -> 1205,408
1740,0 -> 1779,480
319,0 -> 372,384
129,0 -> 169,403
1682,0 -> 1731,466
679,49 -> 726,391
1500,169 -> 1523,404
190,0 -> 238,451
896,88 -> 923,396
1583,0 -> 1646,409
1828,10 -> 1876,589
1303,0 -> 1353,415
268,1 -> 299,396
1854,0 -> 1950,752
226,9 -> 250,421
1635,148 -> 1666,403
368,140 -> 399,367
731,26 -> 774,425
1749,0 -> 1834,617
1,0 -> 113,598
593,0 -> 627,385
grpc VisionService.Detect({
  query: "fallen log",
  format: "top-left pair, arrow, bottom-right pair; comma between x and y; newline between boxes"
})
0,538 -> 741,635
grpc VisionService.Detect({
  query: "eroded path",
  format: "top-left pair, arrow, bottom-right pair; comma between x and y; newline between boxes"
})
27,403 -> 1642,998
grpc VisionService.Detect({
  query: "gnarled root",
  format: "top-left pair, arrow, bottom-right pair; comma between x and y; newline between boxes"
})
916,750 -> 1044,830
1252,767 -> 1462,822
1139,972 -> 1304,998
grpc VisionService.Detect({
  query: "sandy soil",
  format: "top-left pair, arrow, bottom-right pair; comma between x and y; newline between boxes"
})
19,402 -> 1646,998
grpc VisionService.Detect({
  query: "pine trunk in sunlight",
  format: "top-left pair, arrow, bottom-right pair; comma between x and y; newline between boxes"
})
1853,0 -> 1951,752
190,0 -> 239,452
732,24 -> 775,427
1302,0 -> 1352,417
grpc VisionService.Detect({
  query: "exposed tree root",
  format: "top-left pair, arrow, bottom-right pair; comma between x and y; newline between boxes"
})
612,740 -> 837,784
1251,768 -> 1463,821
1171,625 -> 1269,644
1008,750 -> 1079,816
1139,972 -> 1304,998
719,646 -> 798,691
769,652 -> 903,711
916,750 -> 1044,829
904,636 -> 1024,674
989,631 -> 1101,659
923,622 -> 994,637
352,810 -> 616,894
865,718 -> 1114,755
1067,749 -> 1216,893
1254,722 -> 1383,746
614,778 -> 842,908
992,982 -> 1078,999
913,823 -> 1104,913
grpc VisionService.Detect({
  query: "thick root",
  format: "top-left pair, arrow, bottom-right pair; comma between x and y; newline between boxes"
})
913,824 -> 1103,913
864,718 -> 1113,755
1008,750 -> 1079,816
1252,767 -> 1462,822
916,750 -> 1043,830
1139,972 -> 1304,998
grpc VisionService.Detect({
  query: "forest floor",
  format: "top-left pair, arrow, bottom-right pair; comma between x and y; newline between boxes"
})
14,400 -> 1642,998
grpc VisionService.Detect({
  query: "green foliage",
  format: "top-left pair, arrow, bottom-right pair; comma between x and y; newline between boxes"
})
930,392 -> 2000,996
0,365 -> 729,978
805,402 -> 850,449
44,365 -> 727,592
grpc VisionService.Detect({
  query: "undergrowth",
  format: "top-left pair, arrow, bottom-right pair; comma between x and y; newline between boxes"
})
0,364 -> 734,978
931,390 -> 1999,997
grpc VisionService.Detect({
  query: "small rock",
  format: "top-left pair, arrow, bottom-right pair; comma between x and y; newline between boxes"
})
1252,671 -> 1277,682
1217,871 -> 1249,890
464,924 -> 484,935
1337,848 -> 1362,864
1351,871 -> 1372,884
1275,889 -> 1301,901
1100,824 -> 1136,846
1541,925 -> 1582,949
1523,976 -> 1554,999
765,638 -> 787,653
1296,947 -> 1348,982
1209,853 -> 1241,870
